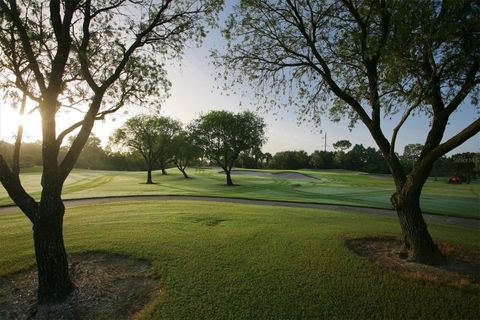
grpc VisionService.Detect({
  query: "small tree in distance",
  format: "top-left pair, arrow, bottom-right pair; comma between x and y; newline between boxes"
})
154,117 -> 183,176
111,115 -> 182,184
171,129 -> 202,178
191,110 -> 266,186
68,134 -> 107,170
263,152 -> 273,167
270,150 -> 310,170
309,150 -> 335,169
333,140 -> 352,152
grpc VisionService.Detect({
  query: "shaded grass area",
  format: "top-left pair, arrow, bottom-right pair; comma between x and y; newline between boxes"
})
0,201 -> 478,319
0,168 -> 478,219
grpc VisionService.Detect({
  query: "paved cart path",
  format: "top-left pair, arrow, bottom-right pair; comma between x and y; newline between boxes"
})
0,195 -> 478,228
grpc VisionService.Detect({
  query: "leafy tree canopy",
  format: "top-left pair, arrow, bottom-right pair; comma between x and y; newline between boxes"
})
191,110 -> 266,185
111,115 -> 182,183
215,0 -> 480,264
170,128 -> 202,178
333,140 -> 352,152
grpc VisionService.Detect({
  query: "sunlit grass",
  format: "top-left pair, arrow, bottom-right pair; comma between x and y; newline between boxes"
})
0,201 -> 478,319
0,168 -> 478,219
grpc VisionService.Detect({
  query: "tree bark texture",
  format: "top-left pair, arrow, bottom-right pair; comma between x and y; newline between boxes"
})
146,168 -> 153,184
179,168 -> 189,179
225,170 -> 234,186
33,199 -> 73,303
391,185 -> 445,265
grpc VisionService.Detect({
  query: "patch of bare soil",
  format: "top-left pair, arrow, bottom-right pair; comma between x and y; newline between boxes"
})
345,237 -> 480,290
0,252 -> 161,320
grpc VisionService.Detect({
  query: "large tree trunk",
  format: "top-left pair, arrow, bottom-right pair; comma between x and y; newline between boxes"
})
146,168 -> 153,184
34,199 -> 73,303
391,185 -> 445,265
225,169 -> 234,186
161,167 -> 167,175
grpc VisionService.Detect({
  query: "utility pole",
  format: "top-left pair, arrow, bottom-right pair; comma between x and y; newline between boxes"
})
324,131 -> 327,152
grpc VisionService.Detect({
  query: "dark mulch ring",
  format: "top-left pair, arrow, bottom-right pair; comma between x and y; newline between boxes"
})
345,236 -> 480,290
0,252 -> 161,320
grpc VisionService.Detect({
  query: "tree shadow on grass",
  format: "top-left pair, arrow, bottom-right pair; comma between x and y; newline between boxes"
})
0,251 -> 161,320
345,236 -> 480,291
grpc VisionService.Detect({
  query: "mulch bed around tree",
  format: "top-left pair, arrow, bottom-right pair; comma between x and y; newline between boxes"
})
0,252 -> 161,319
345,236 -> 480,290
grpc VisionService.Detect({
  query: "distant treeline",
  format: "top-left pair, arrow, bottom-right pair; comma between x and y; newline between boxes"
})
237,144 -> 479,182
1,138 -> 478,182
0,136 -> 207,172
0,138 -> 143,171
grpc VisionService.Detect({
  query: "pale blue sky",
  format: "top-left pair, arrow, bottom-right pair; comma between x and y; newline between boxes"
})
90,14 -> 478,155
0,4 -> 478,155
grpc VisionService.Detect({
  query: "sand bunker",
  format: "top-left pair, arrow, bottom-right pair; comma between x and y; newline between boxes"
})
273,172 -> 316,180
229,170 -> 317,180
228,170 -> 273,178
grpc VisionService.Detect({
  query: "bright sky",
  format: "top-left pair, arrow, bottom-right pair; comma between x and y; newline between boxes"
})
0,6 -> 479,155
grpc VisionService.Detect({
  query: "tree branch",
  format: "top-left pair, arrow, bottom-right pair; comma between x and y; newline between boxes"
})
0,154 -> 37,223
77,0 -> 100,92
428,118 -> 480,161
57,95 -> 103,182
443,61 -> 479,116
12,92 -> 27,175
58,1 -> 176,182
0,0 -> 47,93
390,98 -> 423,157
100,0 -> 174,91
50,0 -> 62,41
90,0 -> 127,19
285,0 -> 373,126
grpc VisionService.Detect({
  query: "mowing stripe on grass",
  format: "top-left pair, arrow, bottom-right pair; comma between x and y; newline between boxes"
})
1,195 -> 478,228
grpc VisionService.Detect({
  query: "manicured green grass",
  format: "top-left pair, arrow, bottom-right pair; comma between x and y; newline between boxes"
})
0,168 -> 479,218
0,201 -> 478,319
